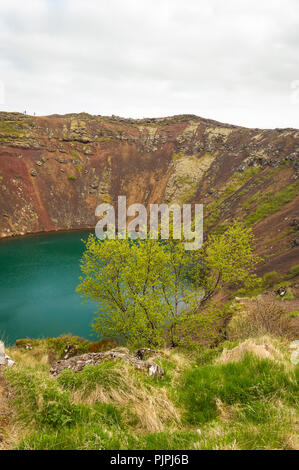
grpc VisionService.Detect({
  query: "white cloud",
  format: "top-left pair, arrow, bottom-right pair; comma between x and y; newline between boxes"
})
0,0 -> 298,128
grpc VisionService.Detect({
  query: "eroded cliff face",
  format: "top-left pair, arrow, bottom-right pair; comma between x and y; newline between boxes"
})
0,111 -> 298,274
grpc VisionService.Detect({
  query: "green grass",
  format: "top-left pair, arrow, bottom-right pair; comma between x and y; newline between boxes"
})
75,163 -> 83,174
57,362 -> 123,395
221,167 -> 261,199
277,291 -> 295,301
70,150 -> 81,160
181,183 -> 198,203
196,402 -> 297,450
171,151 -> 185,161
246,182 -> 299,226
263,271 -> 281,287
242,191 -> 262,210
204,168 -> 263,230
4,336 -> 299,450
287,310 -> 299,318
178,353 -> 298,425
0,119 -> 31,139
16,426 -> 200,451
286,264 -> 299,279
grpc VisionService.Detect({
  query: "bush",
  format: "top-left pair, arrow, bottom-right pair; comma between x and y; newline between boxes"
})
46,335 -> 91,359
89,339 -> 118,352
226,300 -> 295,340
77,222 -> 260,348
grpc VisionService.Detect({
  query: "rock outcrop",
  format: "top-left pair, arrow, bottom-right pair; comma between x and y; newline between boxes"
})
49,347 -> 164,377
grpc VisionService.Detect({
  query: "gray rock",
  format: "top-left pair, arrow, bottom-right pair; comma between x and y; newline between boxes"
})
0,341 -> 5,365
49,347 -> 164,378
5,354 -> 15,367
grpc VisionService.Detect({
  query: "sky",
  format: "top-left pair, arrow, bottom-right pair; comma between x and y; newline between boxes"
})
0,0 -> 298,129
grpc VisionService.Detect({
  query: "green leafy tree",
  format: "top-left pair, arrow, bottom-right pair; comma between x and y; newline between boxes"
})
200,220 -> 262,304
77,221 -> 261,348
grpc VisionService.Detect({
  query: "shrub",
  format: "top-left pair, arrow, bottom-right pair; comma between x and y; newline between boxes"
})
46,335 -> 91,359
226,300 -> 294,340
77,222 -> 260,348
89,339 -> 118,352
44,335 -> 117,360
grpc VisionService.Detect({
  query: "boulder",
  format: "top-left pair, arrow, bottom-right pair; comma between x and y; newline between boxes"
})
0,342 -> 15,368
0,341 -> 5,365
290,340 -> 299,365
49,347 -> 164,378
276,286 -> 287,297
4,354 -> 15,367
290,218 -> 299,230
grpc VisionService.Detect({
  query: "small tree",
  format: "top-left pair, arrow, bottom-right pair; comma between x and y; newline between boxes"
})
200,220 -> 261,303
77,221 -> 261,348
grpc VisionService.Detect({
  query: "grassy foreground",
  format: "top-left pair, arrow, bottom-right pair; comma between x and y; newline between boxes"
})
1,334 -> 298,450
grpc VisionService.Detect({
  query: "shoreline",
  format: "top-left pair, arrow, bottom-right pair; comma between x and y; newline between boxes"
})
0,226 -> 95,243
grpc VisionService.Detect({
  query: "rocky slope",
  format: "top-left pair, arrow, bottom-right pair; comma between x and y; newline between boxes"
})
0,111 -> 298,275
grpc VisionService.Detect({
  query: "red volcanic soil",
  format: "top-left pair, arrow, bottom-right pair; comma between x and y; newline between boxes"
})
0,112 -> 298,275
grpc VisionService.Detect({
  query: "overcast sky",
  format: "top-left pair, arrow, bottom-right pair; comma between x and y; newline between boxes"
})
0,0 -> 298,129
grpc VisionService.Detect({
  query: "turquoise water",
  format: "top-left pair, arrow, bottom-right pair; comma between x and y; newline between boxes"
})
0,231 -> 96,345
